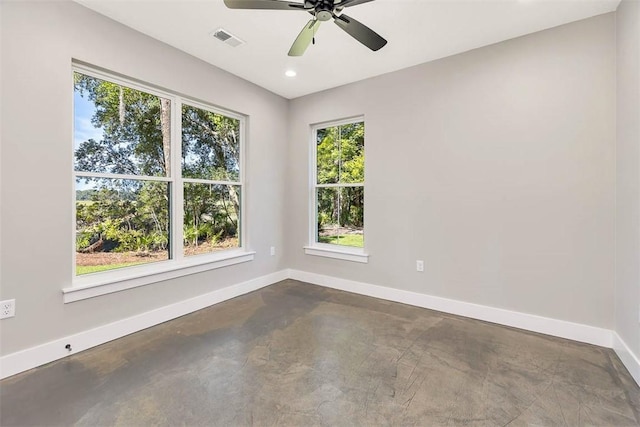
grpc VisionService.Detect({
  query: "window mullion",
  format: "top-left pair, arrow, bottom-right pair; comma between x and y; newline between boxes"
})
172,98 -> 184,262
239,116 -> 246,249
74,171 -> 172,182
316,183 -> 364,188
311,128 -> 319,247
182,178 -> 241,186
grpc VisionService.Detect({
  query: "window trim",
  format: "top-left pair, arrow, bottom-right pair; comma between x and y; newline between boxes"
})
63,249 -> 255,303
307,116 -> 368,263
70,63 -> 250,301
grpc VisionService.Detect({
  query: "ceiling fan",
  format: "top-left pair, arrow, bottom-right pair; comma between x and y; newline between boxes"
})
223,0 -> 387,56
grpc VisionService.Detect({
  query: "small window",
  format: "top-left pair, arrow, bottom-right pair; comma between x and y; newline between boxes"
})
73,68 -> 246,279
311,118 -> 365,252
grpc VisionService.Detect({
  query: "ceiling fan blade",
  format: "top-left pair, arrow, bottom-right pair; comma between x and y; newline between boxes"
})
334,14 -> 387,51
288,19 -> 321,56
223,0 -> 307,10
336,0 -> 375,8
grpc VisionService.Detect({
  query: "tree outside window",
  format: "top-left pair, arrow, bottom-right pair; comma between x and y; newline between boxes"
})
314,120 -> 364,248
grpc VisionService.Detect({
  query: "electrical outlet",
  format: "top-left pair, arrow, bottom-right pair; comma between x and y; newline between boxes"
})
416,260 -> 424,272
270,246 -> 276,256
0,299 -> 15,319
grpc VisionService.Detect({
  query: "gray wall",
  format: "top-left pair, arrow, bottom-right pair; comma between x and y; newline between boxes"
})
0,1 -> 288,355
0,2 -> 624,359
286,14 -> 617,329
615,0 -> 640,359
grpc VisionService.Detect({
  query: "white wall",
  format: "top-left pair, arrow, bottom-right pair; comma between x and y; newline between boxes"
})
0,1 -> 288,355
615,0 -> 640,362
287,14 -> 617,329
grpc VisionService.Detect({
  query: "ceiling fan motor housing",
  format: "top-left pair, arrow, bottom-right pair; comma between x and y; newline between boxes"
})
314,0 -> 336,21
316,10 -> 332,21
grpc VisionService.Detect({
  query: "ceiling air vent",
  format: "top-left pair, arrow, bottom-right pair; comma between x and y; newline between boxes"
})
212,28 -> 245,48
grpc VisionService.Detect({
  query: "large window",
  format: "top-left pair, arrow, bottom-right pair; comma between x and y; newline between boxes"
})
308,118 -> 367,262
73,67 -> 245,278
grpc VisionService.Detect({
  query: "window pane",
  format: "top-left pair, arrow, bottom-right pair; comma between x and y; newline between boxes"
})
75,178 -> 170,275
183,183 -> 241,256
182,105 -> 240,182
316,122 -> 364,184
317,186 -> 364,248
73,72 -> 171,177
338,122 -> 364,184
316,126 -> 339,184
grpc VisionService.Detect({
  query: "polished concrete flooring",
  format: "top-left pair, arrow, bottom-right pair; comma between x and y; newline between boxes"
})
1,279 -> 639,426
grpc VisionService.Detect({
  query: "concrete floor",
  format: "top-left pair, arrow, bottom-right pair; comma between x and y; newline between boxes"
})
1,280 -> 639,426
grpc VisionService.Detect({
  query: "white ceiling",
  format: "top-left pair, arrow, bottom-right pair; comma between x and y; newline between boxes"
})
76,0 -> 620,99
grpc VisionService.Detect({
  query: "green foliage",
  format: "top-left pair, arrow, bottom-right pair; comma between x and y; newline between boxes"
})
76,189 -> 97,201
75,181 -> 170,253
317,122 -> 364,185
76,233 -> 91,250
183,183 -> 238,247
182,105 -> 240,182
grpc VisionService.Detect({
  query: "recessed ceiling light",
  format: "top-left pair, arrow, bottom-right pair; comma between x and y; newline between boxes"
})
285,70 -> 297,78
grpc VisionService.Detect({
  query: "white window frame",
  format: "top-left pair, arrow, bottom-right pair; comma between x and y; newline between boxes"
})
65,63 -> 253,303
304,116 -> 369,263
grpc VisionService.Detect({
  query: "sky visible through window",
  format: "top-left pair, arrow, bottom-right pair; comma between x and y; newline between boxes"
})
74,90 -> 103,151
74,90 -> 102,190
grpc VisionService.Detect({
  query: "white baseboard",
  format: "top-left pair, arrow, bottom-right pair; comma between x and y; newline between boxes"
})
288,270 -> 613,348
4,268 -> 637,388
0,270 -> 288,380
613,332 -> 640,385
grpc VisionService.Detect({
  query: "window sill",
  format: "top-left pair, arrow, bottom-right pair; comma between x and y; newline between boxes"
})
63,250 -> 255,303
303,245 -> 369,263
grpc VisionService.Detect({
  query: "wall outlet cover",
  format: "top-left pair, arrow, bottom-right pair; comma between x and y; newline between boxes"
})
0,299 -> 16,319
